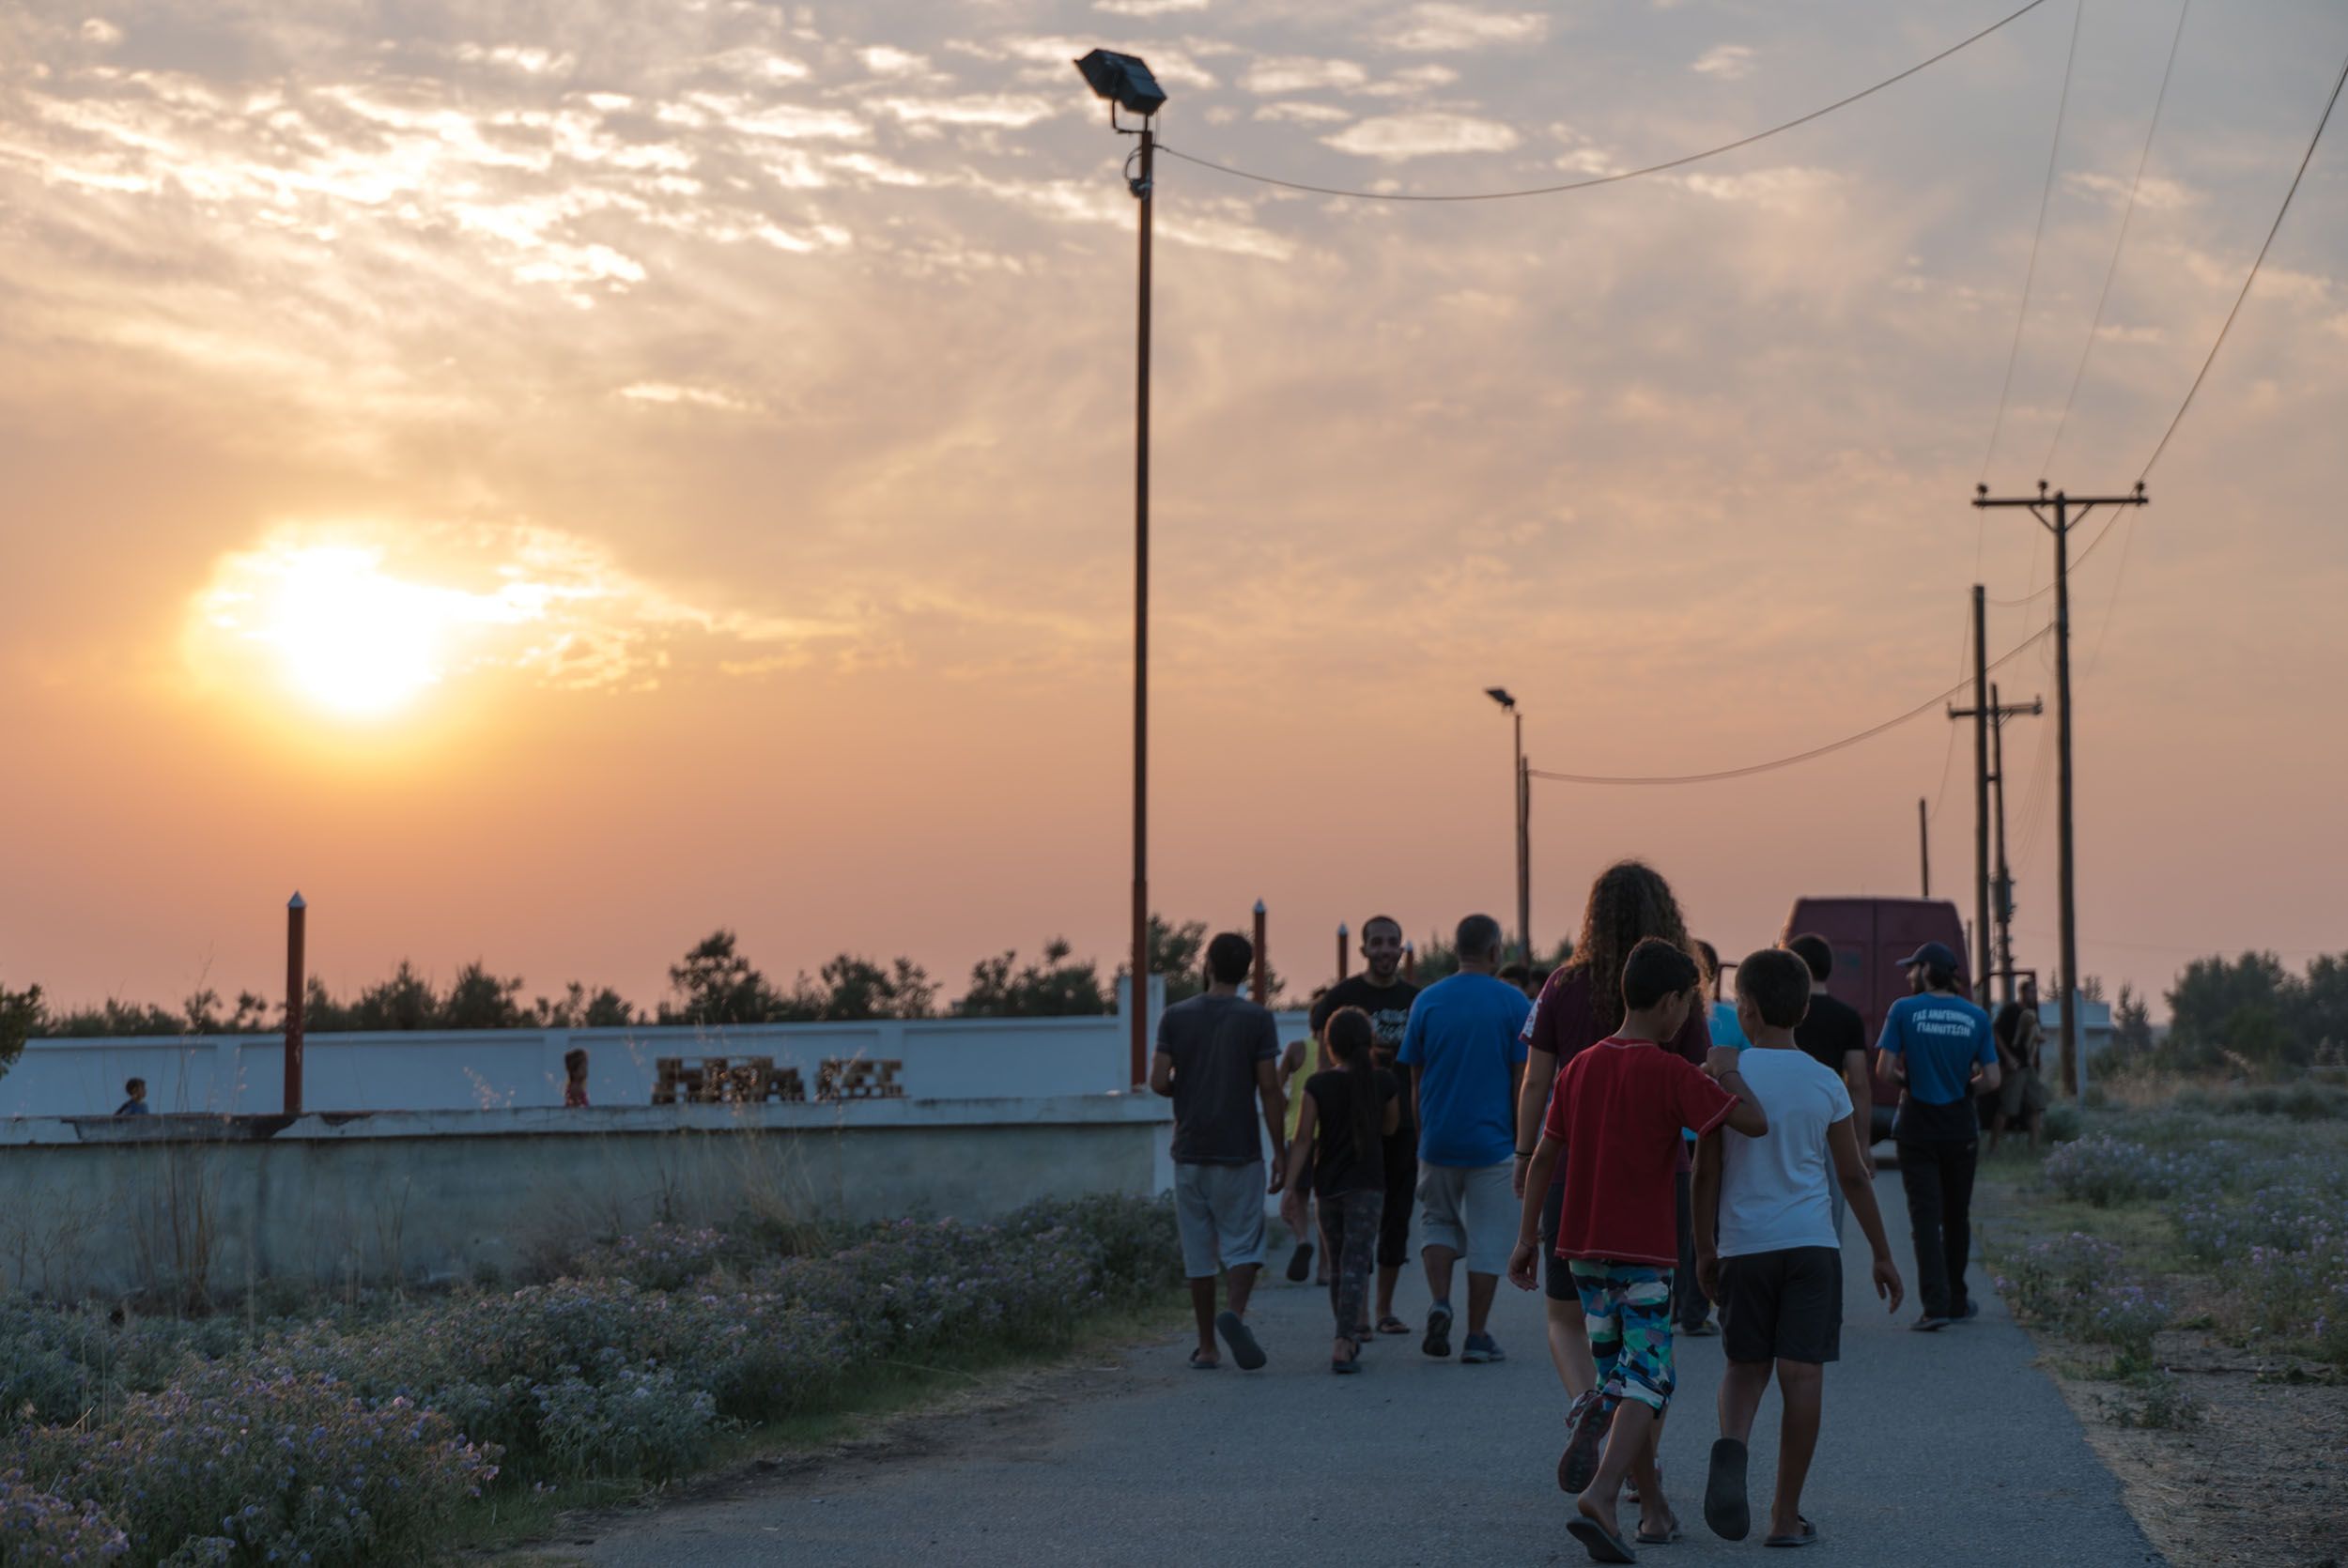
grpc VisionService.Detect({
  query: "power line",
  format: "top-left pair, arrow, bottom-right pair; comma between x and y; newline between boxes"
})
1978,0 -> 2085,486
2043,0 -> 2193,475
1926,607 -> 1975,823
2138,42 -> 2348,478
1155,0 -> 2055,204
1983,504 -> 2124,606
1529,626 -> 2052,787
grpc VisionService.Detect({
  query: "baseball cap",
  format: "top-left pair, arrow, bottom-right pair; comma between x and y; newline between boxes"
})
1895,941 -> 1960,972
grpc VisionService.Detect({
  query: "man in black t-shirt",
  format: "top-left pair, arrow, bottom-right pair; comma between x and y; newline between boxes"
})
1307,915 -> 1421,1335
1784,933 -> 1870,1244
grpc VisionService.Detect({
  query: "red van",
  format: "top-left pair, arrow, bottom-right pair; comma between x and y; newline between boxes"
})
1778,897 -> 1970,1145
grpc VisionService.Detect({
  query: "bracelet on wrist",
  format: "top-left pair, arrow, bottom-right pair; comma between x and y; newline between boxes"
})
1515,1148 -> 1536,1160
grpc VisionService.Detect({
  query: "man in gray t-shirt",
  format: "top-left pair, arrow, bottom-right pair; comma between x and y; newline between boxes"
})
1151,931 -> 1286,1371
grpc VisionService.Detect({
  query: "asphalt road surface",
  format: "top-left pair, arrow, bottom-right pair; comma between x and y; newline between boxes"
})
579,1170 -> 2159,1566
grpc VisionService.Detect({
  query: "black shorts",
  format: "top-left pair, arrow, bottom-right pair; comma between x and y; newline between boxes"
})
1718,1246 -> 1843,1365
1537,1179 -> 1574,1302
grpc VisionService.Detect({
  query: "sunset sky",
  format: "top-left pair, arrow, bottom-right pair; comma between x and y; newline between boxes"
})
4,0 -> 2344,1021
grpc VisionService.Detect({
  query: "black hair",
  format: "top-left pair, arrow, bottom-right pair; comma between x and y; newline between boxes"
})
1913,960 -> 1959,995
1735,948 -> 1813,1029
1362,915 -> 1402,940
1785,932 -> 1834,984
564,1047 -> 589,1076
1455,913 -> 1504,961
1498,962 -> 1530,987
1206,931 -> 1254,986
1321,1006 -> 1382,1174
1622,937 -> 1701,1011
123,1078 -> 146,1097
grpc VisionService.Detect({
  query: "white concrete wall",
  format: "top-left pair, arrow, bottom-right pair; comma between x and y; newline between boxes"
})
5,979 -> 1319,1118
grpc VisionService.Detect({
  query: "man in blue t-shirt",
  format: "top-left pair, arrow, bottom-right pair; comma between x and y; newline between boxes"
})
1875,942 -> 2001,1330
1398,913 -> 1532,1364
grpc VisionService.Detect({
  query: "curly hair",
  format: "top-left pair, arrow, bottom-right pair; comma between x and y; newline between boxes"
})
1562,859 -> 1700,1037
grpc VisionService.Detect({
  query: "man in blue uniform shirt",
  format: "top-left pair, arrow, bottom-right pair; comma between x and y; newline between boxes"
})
1875,942 -> 2000,1330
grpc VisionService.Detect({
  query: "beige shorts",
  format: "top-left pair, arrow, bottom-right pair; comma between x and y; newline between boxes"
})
1998,1068 -> 2050,1118
1416,1160 -> 1517,1276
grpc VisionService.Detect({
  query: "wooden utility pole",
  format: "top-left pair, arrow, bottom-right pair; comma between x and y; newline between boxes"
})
283,892 -> 307,1116
1967,585 -> 1991,1002
1917,797 -> 1931,898
1989,684 -> 2041,1002
1973,482 -> 2149,1097
1952,685 -> 2042,1002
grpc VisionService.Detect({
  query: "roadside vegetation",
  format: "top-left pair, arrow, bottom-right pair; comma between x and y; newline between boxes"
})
1980,1078 -> 2347,1566
0,1195 -> 1182,1565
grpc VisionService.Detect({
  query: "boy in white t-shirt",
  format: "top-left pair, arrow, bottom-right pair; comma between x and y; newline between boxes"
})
1691,949 -> 1906,1549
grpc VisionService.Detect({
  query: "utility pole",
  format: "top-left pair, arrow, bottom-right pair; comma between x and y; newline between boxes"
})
1988,683 -> 2042,1003
1964,586 -> 1991,1003
1917,797 -> 1931,898
1974,481 -> 2149,1099
1953,684 -> 2042,1002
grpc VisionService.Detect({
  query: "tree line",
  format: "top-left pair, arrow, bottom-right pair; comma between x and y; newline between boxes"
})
2106,951 -> 2348,1076
0,916 -> 1265,1051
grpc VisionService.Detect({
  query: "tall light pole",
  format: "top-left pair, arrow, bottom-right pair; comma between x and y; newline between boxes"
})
1076,50 -> 1168,1087
1485,687 -> 1529,962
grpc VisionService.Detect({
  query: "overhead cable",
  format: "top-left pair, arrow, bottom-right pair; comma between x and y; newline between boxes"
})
1979,0 -> 2086,486
1155,0 -> 2054,204
1528,626 -> 2052,787
2138,41 -> 2348,478
2043,0 -> 2194,475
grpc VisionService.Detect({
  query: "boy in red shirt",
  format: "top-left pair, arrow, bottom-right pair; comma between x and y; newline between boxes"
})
1510,938 -> 1768,1562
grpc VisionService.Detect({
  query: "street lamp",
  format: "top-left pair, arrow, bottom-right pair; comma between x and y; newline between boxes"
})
1485,688 -> 1530,963
1074,49 -> 1166,1087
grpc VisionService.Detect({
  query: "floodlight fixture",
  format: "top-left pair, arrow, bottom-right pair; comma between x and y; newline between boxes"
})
1485,686 -> 1516,711
1074,48 -> 1166,123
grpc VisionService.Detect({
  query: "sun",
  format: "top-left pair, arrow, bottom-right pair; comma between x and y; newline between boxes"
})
258,546 -> 450,715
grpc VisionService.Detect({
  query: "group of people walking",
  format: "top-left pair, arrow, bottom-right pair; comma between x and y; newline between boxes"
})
1151,858 -> 2009,1560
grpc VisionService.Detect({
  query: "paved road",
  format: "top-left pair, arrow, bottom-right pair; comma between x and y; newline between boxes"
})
580,1172 -> 2158,1566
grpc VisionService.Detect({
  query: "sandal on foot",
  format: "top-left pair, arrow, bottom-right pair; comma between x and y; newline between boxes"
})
1704,1437 -> 1750,1542
1635,1515 -> 1684,1545
1566,1514 -> 1638,1564
1187,1348 -> 1220,1370
1764,1518 -> 1818,1548
1375,1315 -> 1411,1336
1331,1339 -> 1363,1375
1286,1242 -> 1314,1284
1557,1392 -> 1613,1496
1215,1310 -> 1266,1371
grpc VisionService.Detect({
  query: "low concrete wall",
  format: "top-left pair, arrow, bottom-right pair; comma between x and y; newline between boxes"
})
3,978 -> 1321,1118
0,1094 -> 1173,1301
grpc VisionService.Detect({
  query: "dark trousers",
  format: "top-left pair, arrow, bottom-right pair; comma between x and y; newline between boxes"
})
1896,1137 -> 1980,1318
1674,1164 -> 1710,1329
1319,1189 -> 1384,1340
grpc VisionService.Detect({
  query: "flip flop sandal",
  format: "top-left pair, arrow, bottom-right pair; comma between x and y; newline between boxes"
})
1187,1348 -> 1220,1371
1286,1242 -> 1314,1283
1331,1340 -> 1364,1375
1375,1315 -> 1411,1336
1558,1395 -> 1614,1496
1764,1518 -> 1818,1548
1215,1310 -> 1267,1371
1704,1437 -> 1750,1542
1635,1517 -> 1684,1545
1565,1514 -> 1638,1564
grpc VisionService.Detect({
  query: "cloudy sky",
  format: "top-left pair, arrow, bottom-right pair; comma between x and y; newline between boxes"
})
3,0 -> 2343,1018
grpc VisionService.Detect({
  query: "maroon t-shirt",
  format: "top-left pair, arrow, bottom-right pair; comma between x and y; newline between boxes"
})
1549,1037 -> 1739,1266
1522,964 -> 1712,1183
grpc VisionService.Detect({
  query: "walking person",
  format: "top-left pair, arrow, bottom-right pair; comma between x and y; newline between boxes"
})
1784,932 -> 1872,1241
1876,941 -> 2000,1330
1676,941 -> 1747,1336
1987,977 -> 2050,1154
1508,938 -> 1767,1560
1512,864 -> 1712,1423
1151,930 -> 1287,1370
562,1047 -> 591,1108
1307,915 -> 1421,1336
1691,949 -> 1906,1548
1280,1007 -> 1400,1373
1399,914 -> 1532,1363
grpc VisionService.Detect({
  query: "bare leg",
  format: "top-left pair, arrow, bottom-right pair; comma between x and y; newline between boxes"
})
1423,1243 -> 1459,1310
1547,1294 -> 1596,1396
1577,1400 -> 1661,1540
1189,1276 -> 1218,1362
1771,1360 -> 1824,1538
1465,1271 -> 1499,1335
1375,1264 -> 1400,1321
1226,1262 -> 1259,1320
2026,1108 -> 2043,1154
1718,1358 -> 1772,1441
1628,1408 -> 1673,1538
